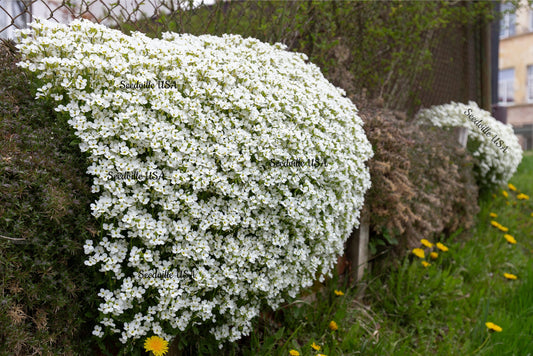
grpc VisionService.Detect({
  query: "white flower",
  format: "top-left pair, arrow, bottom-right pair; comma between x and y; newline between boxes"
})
416,101 -> 523,188
92,324 -> 104,337
15,18 -> 373,345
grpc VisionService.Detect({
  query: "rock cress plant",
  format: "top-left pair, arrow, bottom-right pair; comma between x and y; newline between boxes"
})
416,101 -> 522,188
15,19 -> 373,345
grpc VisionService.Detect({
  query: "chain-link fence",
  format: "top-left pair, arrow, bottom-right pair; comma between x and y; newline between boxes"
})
0,0 -> 489,114
409,22 -> 483,114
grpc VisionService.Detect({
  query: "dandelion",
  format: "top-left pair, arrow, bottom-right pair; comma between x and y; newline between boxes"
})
334,290 -> 344,296
436,242 -> 449,252
422,261 -> 431,267
289,350 -> 300,356
517,193 -> 530,200
412,248 -> 425,259
508,183 -> 517,191
421,239 -> 434,248
502,190 -> 508,198
329,320 -> 338,331
485,322 -> 502,332
144,336 -> 169,356
430,252 -> 438,259
311,342 -> 321,351
497,224 -> 509,232
489,212 -> 498,218
503,273 -> 517,280
490,220 -> 500,228
503,234 -> 517,244
317,354 -> 327,356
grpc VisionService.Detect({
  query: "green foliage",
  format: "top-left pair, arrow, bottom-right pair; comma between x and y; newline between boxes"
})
0,41 -> 105,355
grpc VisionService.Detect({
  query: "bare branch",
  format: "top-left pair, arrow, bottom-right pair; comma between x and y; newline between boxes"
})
0,234 -> 27,242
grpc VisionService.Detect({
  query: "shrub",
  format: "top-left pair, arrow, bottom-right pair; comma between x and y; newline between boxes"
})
15,19 -> 373,347
416,101 -> 523,190
0,41 -> 101,355
356,97 -> 479,253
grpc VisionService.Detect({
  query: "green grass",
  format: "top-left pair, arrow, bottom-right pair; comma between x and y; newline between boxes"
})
226,153 -> 533,356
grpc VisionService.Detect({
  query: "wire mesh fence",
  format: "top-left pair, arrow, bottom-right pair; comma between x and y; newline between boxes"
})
0,0 -> 486,114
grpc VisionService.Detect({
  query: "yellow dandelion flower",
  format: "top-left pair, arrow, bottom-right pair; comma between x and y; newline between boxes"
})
334,290 -> 344,296
329,321 -> 338,331
430,252 -> 438,259
490,220 -> 501,228
412,248 -> 425,259
421,261 -> 431,267
503,273 -> 517,280
485,322 -> 503,332
503,234 -> 517,244
497,225 -> 509,232
517,193 -> 530,200
311,342 -> 321,351
502,190 -> 508,198
317,354 -> 327,356
289,350 -> 300,356
144,336 -> 169,356
421,239 -> 434,248
508,183 -> 517,191
489,212 -> 498,218
436,242 -> 449,252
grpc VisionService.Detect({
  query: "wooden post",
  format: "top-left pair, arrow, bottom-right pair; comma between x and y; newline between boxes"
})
167,337 -> 182,356
343,211 -> 369,282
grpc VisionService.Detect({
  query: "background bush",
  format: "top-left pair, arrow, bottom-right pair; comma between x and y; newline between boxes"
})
356,96 -> 479,255
0,41 -> 104,355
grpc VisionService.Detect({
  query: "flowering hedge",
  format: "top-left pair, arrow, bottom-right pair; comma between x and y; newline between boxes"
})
15,19 -> 373,345
416,101 -> 522,188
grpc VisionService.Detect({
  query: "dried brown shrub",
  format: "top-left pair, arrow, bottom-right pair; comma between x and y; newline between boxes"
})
354,95 -> 479,255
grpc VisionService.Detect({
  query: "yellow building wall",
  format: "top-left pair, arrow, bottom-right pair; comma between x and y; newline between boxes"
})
499,0 -> 533,133
499,32 -> 533,105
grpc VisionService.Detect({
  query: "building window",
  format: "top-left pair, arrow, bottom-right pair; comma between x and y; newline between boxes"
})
499,68 -> 515,105
528,66 -> 533,102
500,3 -> 516,38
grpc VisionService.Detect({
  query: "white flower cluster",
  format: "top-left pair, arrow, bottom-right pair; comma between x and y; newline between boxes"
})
15,19 -> 373,344
416,101 -> 522,188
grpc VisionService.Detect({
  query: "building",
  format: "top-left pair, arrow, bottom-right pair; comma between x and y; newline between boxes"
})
499,0 -> 533,150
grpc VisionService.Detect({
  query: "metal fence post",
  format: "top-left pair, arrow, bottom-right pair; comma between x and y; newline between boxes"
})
454,127 -> 469,148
